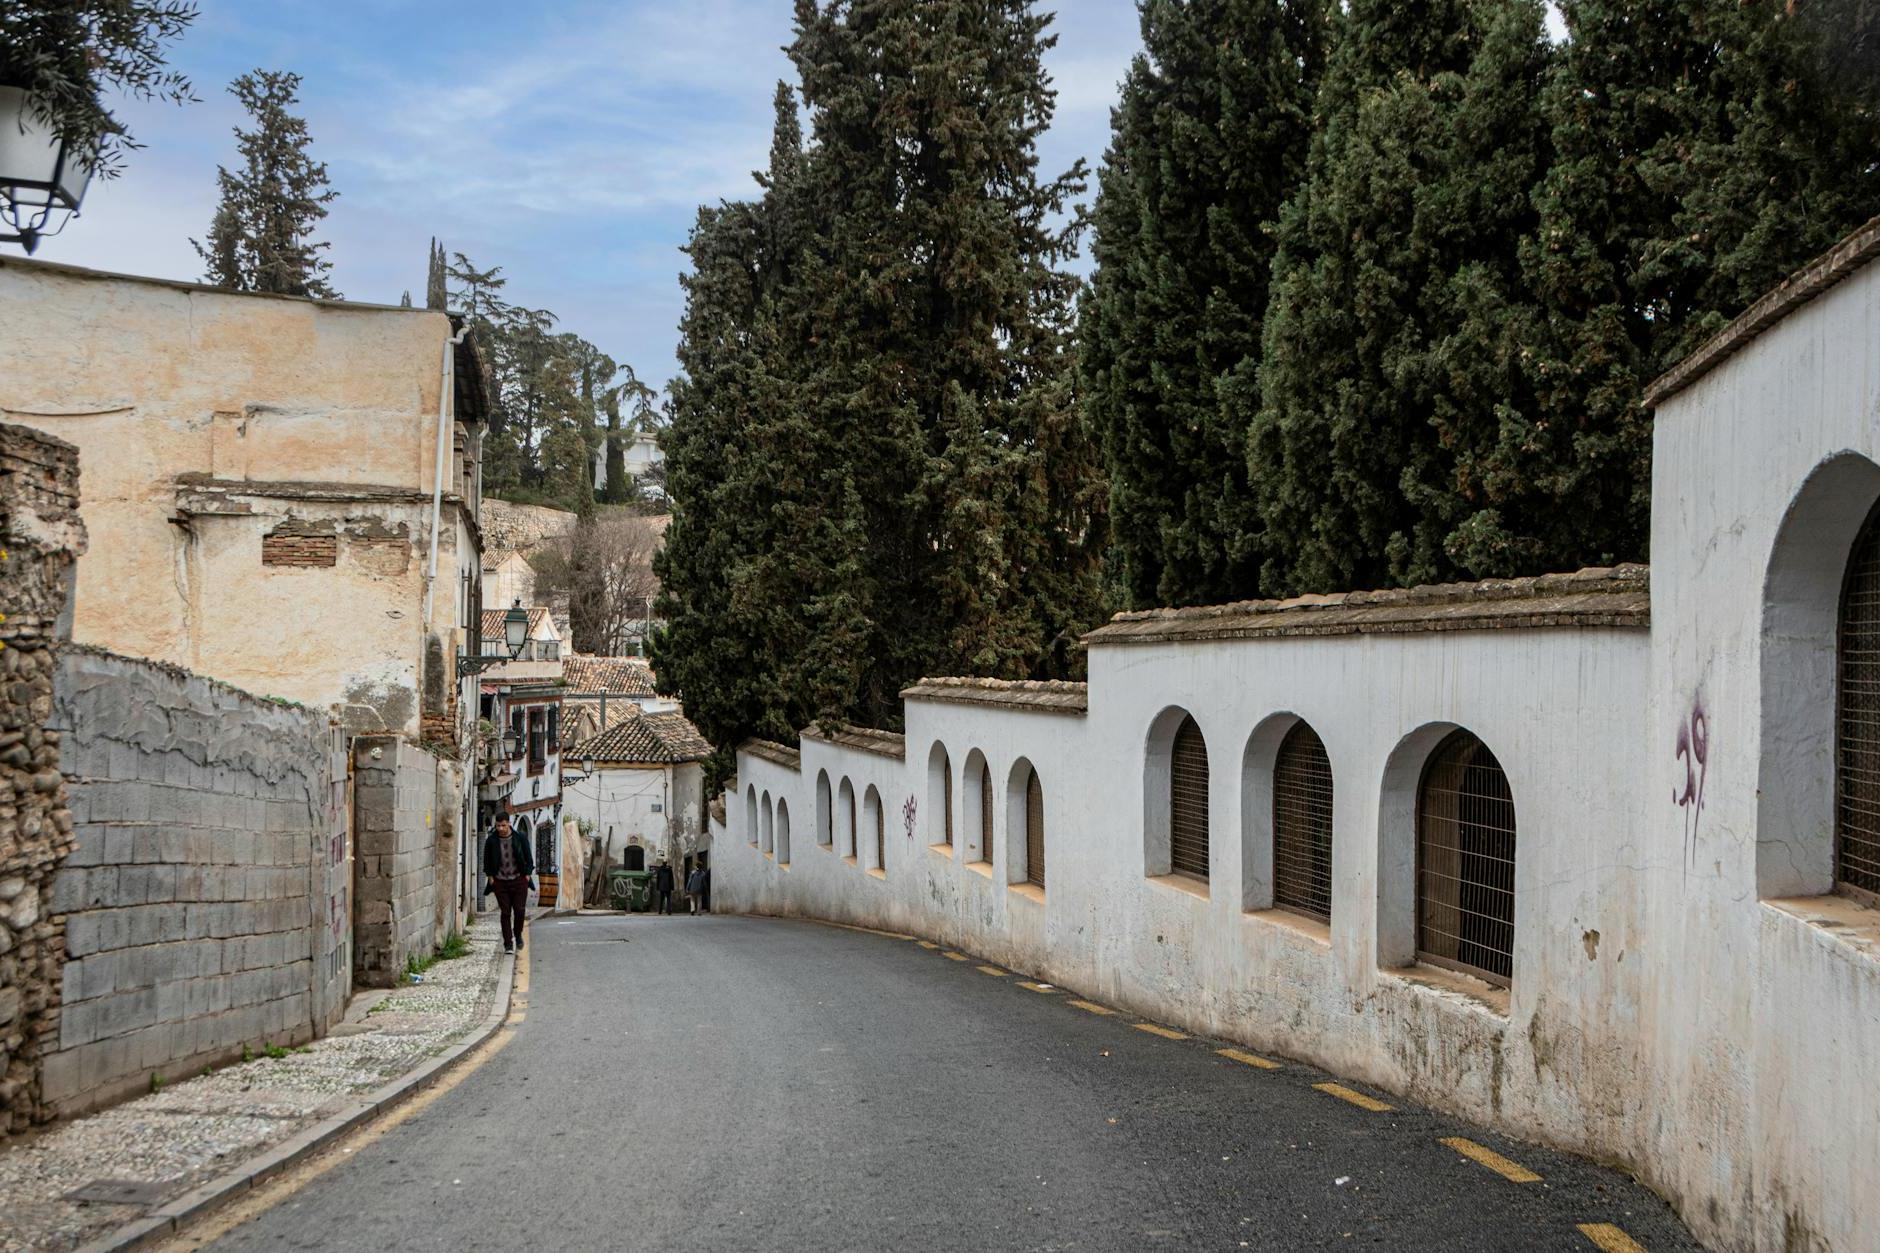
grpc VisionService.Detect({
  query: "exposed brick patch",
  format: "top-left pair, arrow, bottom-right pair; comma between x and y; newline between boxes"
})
262,533 -> 337,567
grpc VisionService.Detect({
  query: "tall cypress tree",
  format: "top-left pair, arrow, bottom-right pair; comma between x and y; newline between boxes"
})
1248,0 -> 1548,595
1514,0 -> 1880,572
655,85 -> 827,774
192,69 -> 338,298
1083,0 -> 1325,609
787,0 -> 1102,712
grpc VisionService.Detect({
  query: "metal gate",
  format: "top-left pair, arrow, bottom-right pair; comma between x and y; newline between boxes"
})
1416,731 -> 1517,984
1025,767 -> 1045,888
1839,503 -> 1880,898
979,760 -> 994,863
1272,722 -> 1334,921
1170,716 -> 1210,879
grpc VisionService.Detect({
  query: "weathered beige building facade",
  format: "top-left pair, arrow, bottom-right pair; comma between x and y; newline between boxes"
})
0,256 -> 491,743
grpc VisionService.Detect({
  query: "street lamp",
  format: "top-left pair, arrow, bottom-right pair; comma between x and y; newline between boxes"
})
562,755 -> 597,785
459,602 -> 530,676
0,87 -> 97,255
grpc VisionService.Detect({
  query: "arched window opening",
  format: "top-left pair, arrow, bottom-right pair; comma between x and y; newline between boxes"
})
979,758 -> 994,864
1417,732 -> 1516,985
745,785 -> 758,846
1025,767 -> 1045,889
927,744 -> 952,848
1170,715 -> 1210,880
875,795 -> 886,871
1272,723 -> 1334,922
838,778 -> 857,859
760,791 -> 774,855
777,800 -> 792,865
624,843 -> 645,872
816,771 -> 833,846
1838,504 -> 1880,900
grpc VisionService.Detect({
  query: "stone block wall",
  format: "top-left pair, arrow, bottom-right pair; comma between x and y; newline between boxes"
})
41,647 -> 348,1115
0,422 -> 87,1135
352,737 -> 445,986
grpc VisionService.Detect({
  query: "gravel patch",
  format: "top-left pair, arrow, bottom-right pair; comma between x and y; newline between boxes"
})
0,919 -> 508,1252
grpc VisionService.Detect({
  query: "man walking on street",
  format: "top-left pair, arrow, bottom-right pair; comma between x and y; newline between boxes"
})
654,858 -> 675,915
483,815 -> 534,954
686,864 -> 704,914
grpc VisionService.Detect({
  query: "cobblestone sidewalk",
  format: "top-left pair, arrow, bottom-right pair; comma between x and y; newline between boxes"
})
0,919 -> 509,1252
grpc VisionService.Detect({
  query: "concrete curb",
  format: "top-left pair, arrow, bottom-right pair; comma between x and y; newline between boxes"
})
73,949 -> 520,1253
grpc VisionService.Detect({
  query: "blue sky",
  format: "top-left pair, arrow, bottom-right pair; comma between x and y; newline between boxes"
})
39,1 -> 1145,396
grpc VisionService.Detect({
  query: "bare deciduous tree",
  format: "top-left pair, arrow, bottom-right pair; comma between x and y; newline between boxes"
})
532,509 -> 663,656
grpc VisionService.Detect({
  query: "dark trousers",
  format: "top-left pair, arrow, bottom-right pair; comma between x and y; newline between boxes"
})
492,877 -> 529,949
657,889 -> 673,915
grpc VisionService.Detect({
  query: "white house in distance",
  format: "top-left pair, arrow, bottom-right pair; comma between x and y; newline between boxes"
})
565,707 -> 713,877
482,551 -> 536,616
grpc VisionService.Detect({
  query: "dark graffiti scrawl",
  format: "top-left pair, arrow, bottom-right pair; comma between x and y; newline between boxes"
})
1673,696 -> 1710,866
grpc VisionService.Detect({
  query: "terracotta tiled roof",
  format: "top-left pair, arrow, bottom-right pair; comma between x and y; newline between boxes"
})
1081,565 -> 1650,646
740,738 -> 802,770
802,723 -> 906,760
478,605 -> 552,638
561,654 -> 658,697
571,707 -> 713,764
901,677 -> 1089,716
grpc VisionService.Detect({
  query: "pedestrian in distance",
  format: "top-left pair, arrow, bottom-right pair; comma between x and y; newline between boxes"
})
654,858 -> 675,915
699,862 -> 711,914
482,814 -> 534,954
686,864 -> 704,914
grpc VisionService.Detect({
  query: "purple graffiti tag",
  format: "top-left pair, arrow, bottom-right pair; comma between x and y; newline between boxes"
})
903,795 -> 918,840
1673,696 -> 1710,866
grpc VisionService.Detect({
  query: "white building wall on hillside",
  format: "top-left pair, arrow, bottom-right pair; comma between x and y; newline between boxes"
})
1642,250 -> 1880,1253
709,237 -> 1880,1253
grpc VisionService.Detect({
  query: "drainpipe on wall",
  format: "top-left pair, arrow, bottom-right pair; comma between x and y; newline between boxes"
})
423,320 -> 472,634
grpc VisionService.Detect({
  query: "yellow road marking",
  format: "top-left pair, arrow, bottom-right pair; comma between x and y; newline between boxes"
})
1314,1082 -> 1393,1112
1017,981 -> 1056,993
1068,999 -> 1115,1015
505,945 -> 531,1025
1440,1136 -> 1540,1183
1577,1223 -> 1647,1253
976,965 -> 1008,977
917,940 -> 939,950
1133,1023 -> 1187,1040
943,951 -> 969,962
155,1003 -> 521,1247
1216,1047 -> 1280,1070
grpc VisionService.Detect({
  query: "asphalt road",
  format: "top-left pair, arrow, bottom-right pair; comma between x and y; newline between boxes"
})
203,913 -> 1699,1252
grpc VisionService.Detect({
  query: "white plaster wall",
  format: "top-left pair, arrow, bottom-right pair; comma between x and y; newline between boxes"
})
1644,263 -> 1880,1253
720,625 -> 1652,1184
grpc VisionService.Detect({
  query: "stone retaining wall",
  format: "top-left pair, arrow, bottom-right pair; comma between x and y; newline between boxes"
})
42,647 -> 350,1115
351,737 -> 450,986
0,422 -> 87,1136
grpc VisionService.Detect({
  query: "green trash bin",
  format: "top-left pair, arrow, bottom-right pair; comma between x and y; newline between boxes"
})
609,869 -> 655,912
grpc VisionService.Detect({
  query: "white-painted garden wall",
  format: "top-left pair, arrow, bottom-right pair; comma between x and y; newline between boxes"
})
714,225 -> 1880,1251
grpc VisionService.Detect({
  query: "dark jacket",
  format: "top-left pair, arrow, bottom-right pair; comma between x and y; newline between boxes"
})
686,869 -> 704,894
483,829 -> 535,881
654,863 -> 675,893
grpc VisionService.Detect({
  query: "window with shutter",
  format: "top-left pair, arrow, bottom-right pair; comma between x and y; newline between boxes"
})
979,760 -> 994,864
944,766 -> 953,846
1169,715 -> 1210,879
1417,731 -> 1516,985
1026,767 -> 1045,889
1272,723 -> 1334,922
1838,505 -> 1880,900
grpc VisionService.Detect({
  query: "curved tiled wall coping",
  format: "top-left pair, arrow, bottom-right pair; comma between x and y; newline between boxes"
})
1083,565 -> 1649,646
